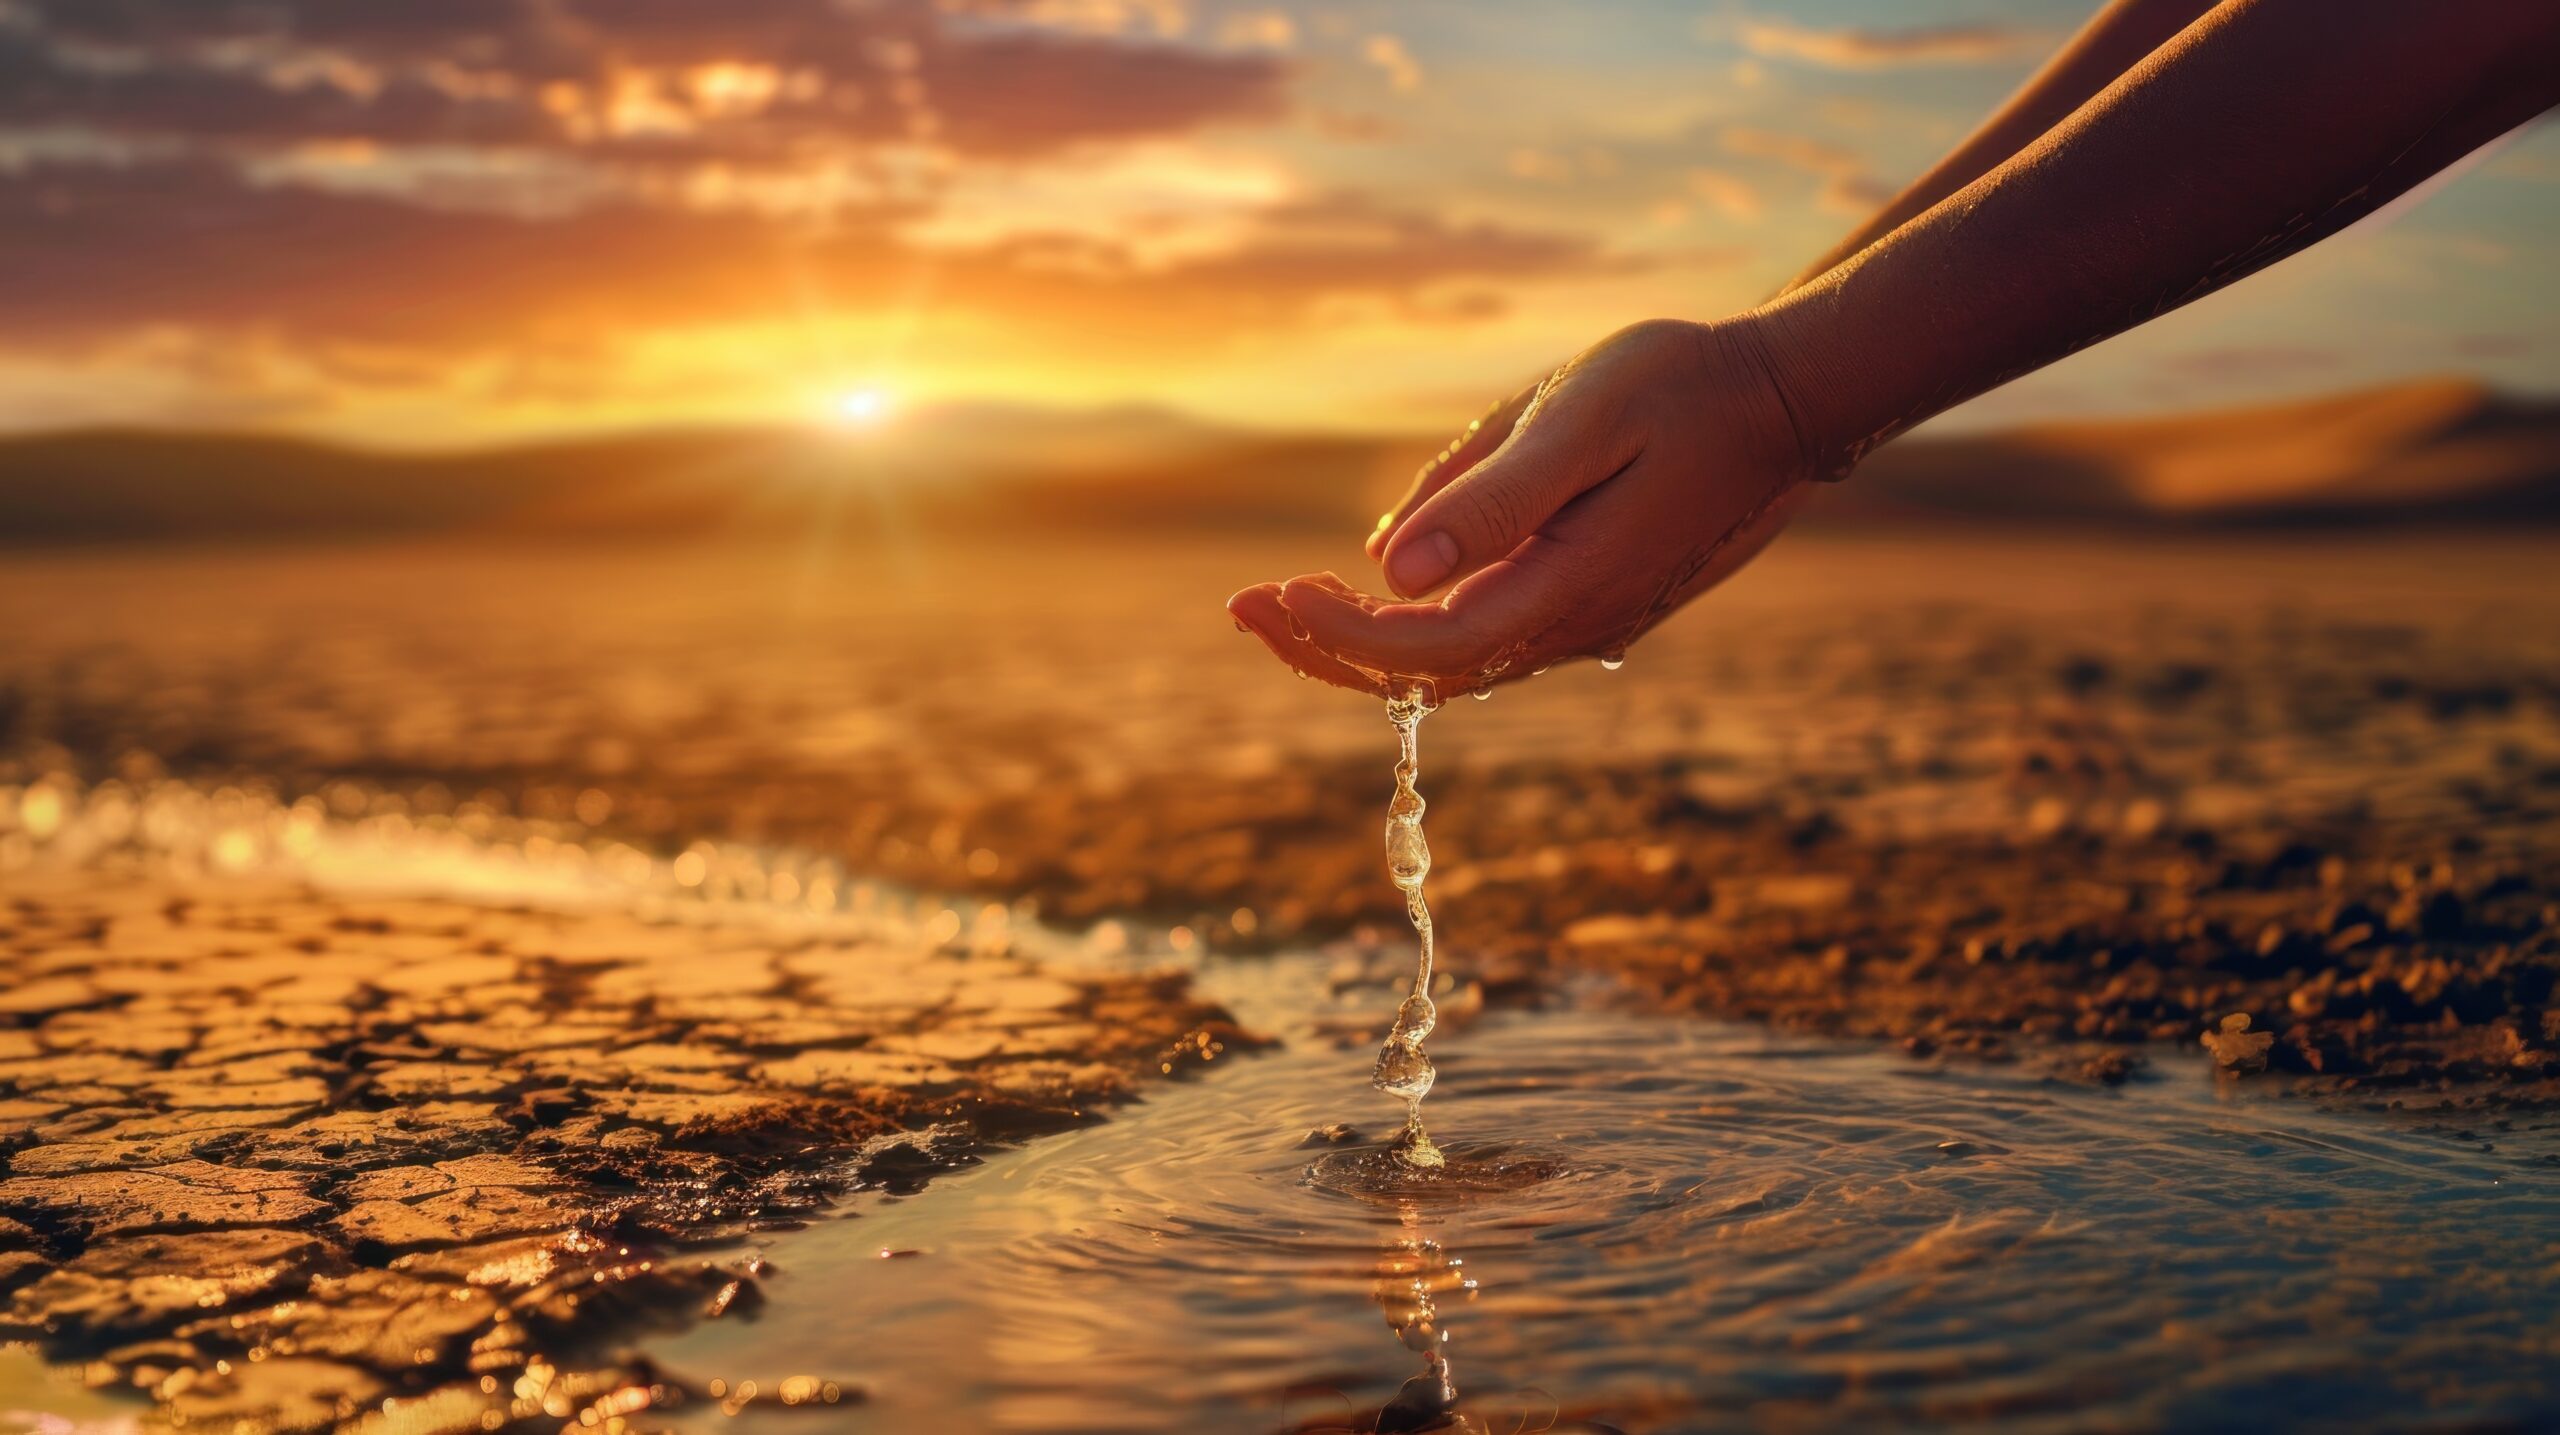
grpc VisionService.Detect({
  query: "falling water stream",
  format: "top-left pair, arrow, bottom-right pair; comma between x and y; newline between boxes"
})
1370,687 -> 1444,1168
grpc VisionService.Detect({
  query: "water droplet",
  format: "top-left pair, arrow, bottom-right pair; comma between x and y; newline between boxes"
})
1599,649 -> 1626,671
1469,683 -> 1492,702
1372,1037 -> 1435,1102
1232,618 -> 1250,633
1386,821 -> 1429,889
1531,664 -> 1552,677
1287,613 -> 1311,641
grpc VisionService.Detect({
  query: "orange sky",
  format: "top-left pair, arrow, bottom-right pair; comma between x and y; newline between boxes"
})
0,0 -> 2552,446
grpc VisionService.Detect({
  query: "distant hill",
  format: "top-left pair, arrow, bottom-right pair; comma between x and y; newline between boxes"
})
2,378 -> 2556,544
0,406 -> 1414,543
1828,377 -> 2560,527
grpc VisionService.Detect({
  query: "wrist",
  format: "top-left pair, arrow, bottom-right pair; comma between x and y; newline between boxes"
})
1713,306 -> 1861,485
1746,256 -> 1958,484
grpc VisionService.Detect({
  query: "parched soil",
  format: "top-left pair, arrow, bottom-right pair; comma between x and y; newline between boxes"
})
0,867 -> 1250,1430
8,537 -> 2550,1098
2,532 -> 2559,1426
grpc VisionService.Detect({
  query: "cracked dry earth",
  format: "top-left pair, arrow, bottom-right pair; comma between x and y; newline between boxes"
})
0,861 -> 1250,1431
5,531 -> 2560,1429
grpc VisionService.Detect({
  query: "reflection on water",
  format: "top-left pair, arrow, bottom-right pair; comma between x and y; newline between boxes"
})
1319,1147 -> 1577,1434
1368,1215 -> 1467,1434
653,960 -> 2560,1433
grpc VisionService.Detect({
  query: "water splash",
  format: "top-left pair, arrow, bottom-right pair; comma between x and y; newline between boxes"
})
1373,686 -> 1445,1169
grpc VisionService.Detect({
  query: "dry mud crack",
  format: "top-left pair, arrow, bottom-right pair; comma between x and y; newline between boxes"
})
0,868 -> 1254,1431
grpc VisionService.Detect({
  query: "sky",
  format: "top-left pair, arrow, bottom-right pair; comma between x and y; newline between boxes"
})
0,0 -> 2552,446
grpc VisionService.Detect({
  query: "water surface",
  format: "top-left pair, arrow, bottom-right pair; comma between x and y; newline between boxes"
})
656,959 -> 2560,1433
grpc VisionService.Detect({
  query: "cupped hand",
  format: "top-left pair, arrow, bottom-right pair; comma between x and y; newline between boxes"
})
1229,316 -> 1817,700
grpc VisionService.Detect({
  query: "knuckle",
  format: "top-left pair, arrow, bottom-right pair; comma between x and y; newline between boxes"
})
1458,479 -> 1528,549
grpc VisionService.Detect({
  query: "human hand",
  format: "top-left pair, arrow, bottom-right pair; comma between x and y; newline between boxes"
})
1229,316 -> 1816,700
1360,384 -> 1538,567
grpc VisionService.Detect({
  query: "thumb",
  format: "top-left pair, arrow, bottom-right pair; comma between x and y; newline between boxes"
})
1376,367 -> 1631,598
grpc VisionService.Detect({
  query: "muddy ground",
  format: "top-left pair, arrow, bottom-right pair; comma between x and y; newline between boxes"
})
3,530 -> 2559,1427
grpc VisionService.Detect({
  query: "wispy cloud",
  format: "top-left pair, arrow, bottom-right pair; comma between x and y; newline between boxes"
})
1718,126 -> 1888,216
1686,168 -> 1763,222
1732,16 -> 2045,71
1361,33 -> 1422,93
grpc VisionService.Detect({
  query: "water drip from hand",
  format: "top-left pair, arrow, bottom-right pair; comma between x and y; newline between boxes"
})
1375,687 -> 1445,1169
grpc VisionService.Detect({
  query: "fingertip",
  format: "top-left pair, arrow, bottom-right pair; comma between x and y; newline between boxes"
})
1227,582 -> 1284,630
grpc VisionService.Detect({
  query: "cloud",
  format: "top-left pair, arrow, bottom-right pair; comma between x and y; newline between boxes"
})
1685,167 -> 1763,222
1361,34 -> 1421,93
1122,191 -> 1624,312
0,0 -> 1698,432
0,0 -> 1290,161
1218,11 -> 1297,51
940,0 -> 1196,40
921,29 -> 1288,155
1733,17 -> 2046,70
1718,126 -> 1888,216
1507,147 -> 1571,182
0,159 -> 1626,356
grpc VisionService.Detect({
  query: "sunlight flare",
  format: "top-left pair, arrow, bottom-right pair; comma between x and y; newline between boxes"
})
831,387 -> 892,427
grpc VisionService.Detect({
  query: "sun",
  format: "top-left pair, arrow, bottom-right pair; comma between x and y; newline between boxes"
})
829,387 -> 891,427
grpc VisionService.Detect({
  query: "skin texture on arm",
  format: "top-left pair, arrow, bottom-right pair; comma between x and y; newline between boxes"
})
1779,0 -> 2216,295
1232,0 -> 2560,700
1768,0 -> 2560,477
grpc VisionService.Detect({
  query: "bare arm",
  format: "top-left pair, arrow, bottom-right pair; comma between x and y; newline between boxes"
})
1766,0 -> 2560,478
1781,0 -> 2217,295
1235,0 -> 2560,694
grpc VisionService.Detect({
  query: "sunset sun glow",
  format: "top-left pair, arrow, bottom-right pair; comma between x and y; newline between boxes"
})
832,388 -> 892,427
0,0 -> 2547,447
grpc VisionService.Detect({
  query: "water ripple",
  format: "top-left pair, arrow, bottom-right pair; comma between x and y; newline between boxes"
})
652,974 -> 2560,1434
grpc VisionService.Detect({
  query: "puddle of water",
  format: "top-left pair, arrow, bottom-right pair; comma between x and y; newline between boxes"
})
652,960 -> 2560,1434
0,1348 -> 145,1434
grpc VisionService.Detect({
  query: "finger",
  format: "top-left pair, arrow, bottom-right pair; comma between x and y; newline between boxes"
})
1226,582 -> 1392,697
1365,389 -> 1531,563
1375,371 -> 1633,600
1281,541 -> 1583,689
1288,569 -> 1387,613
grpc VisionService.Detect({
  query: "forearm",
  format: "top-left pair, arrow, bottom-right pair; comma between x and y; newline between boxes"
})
1780,0 -> 2216,295
1760,0 -> 2560,477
